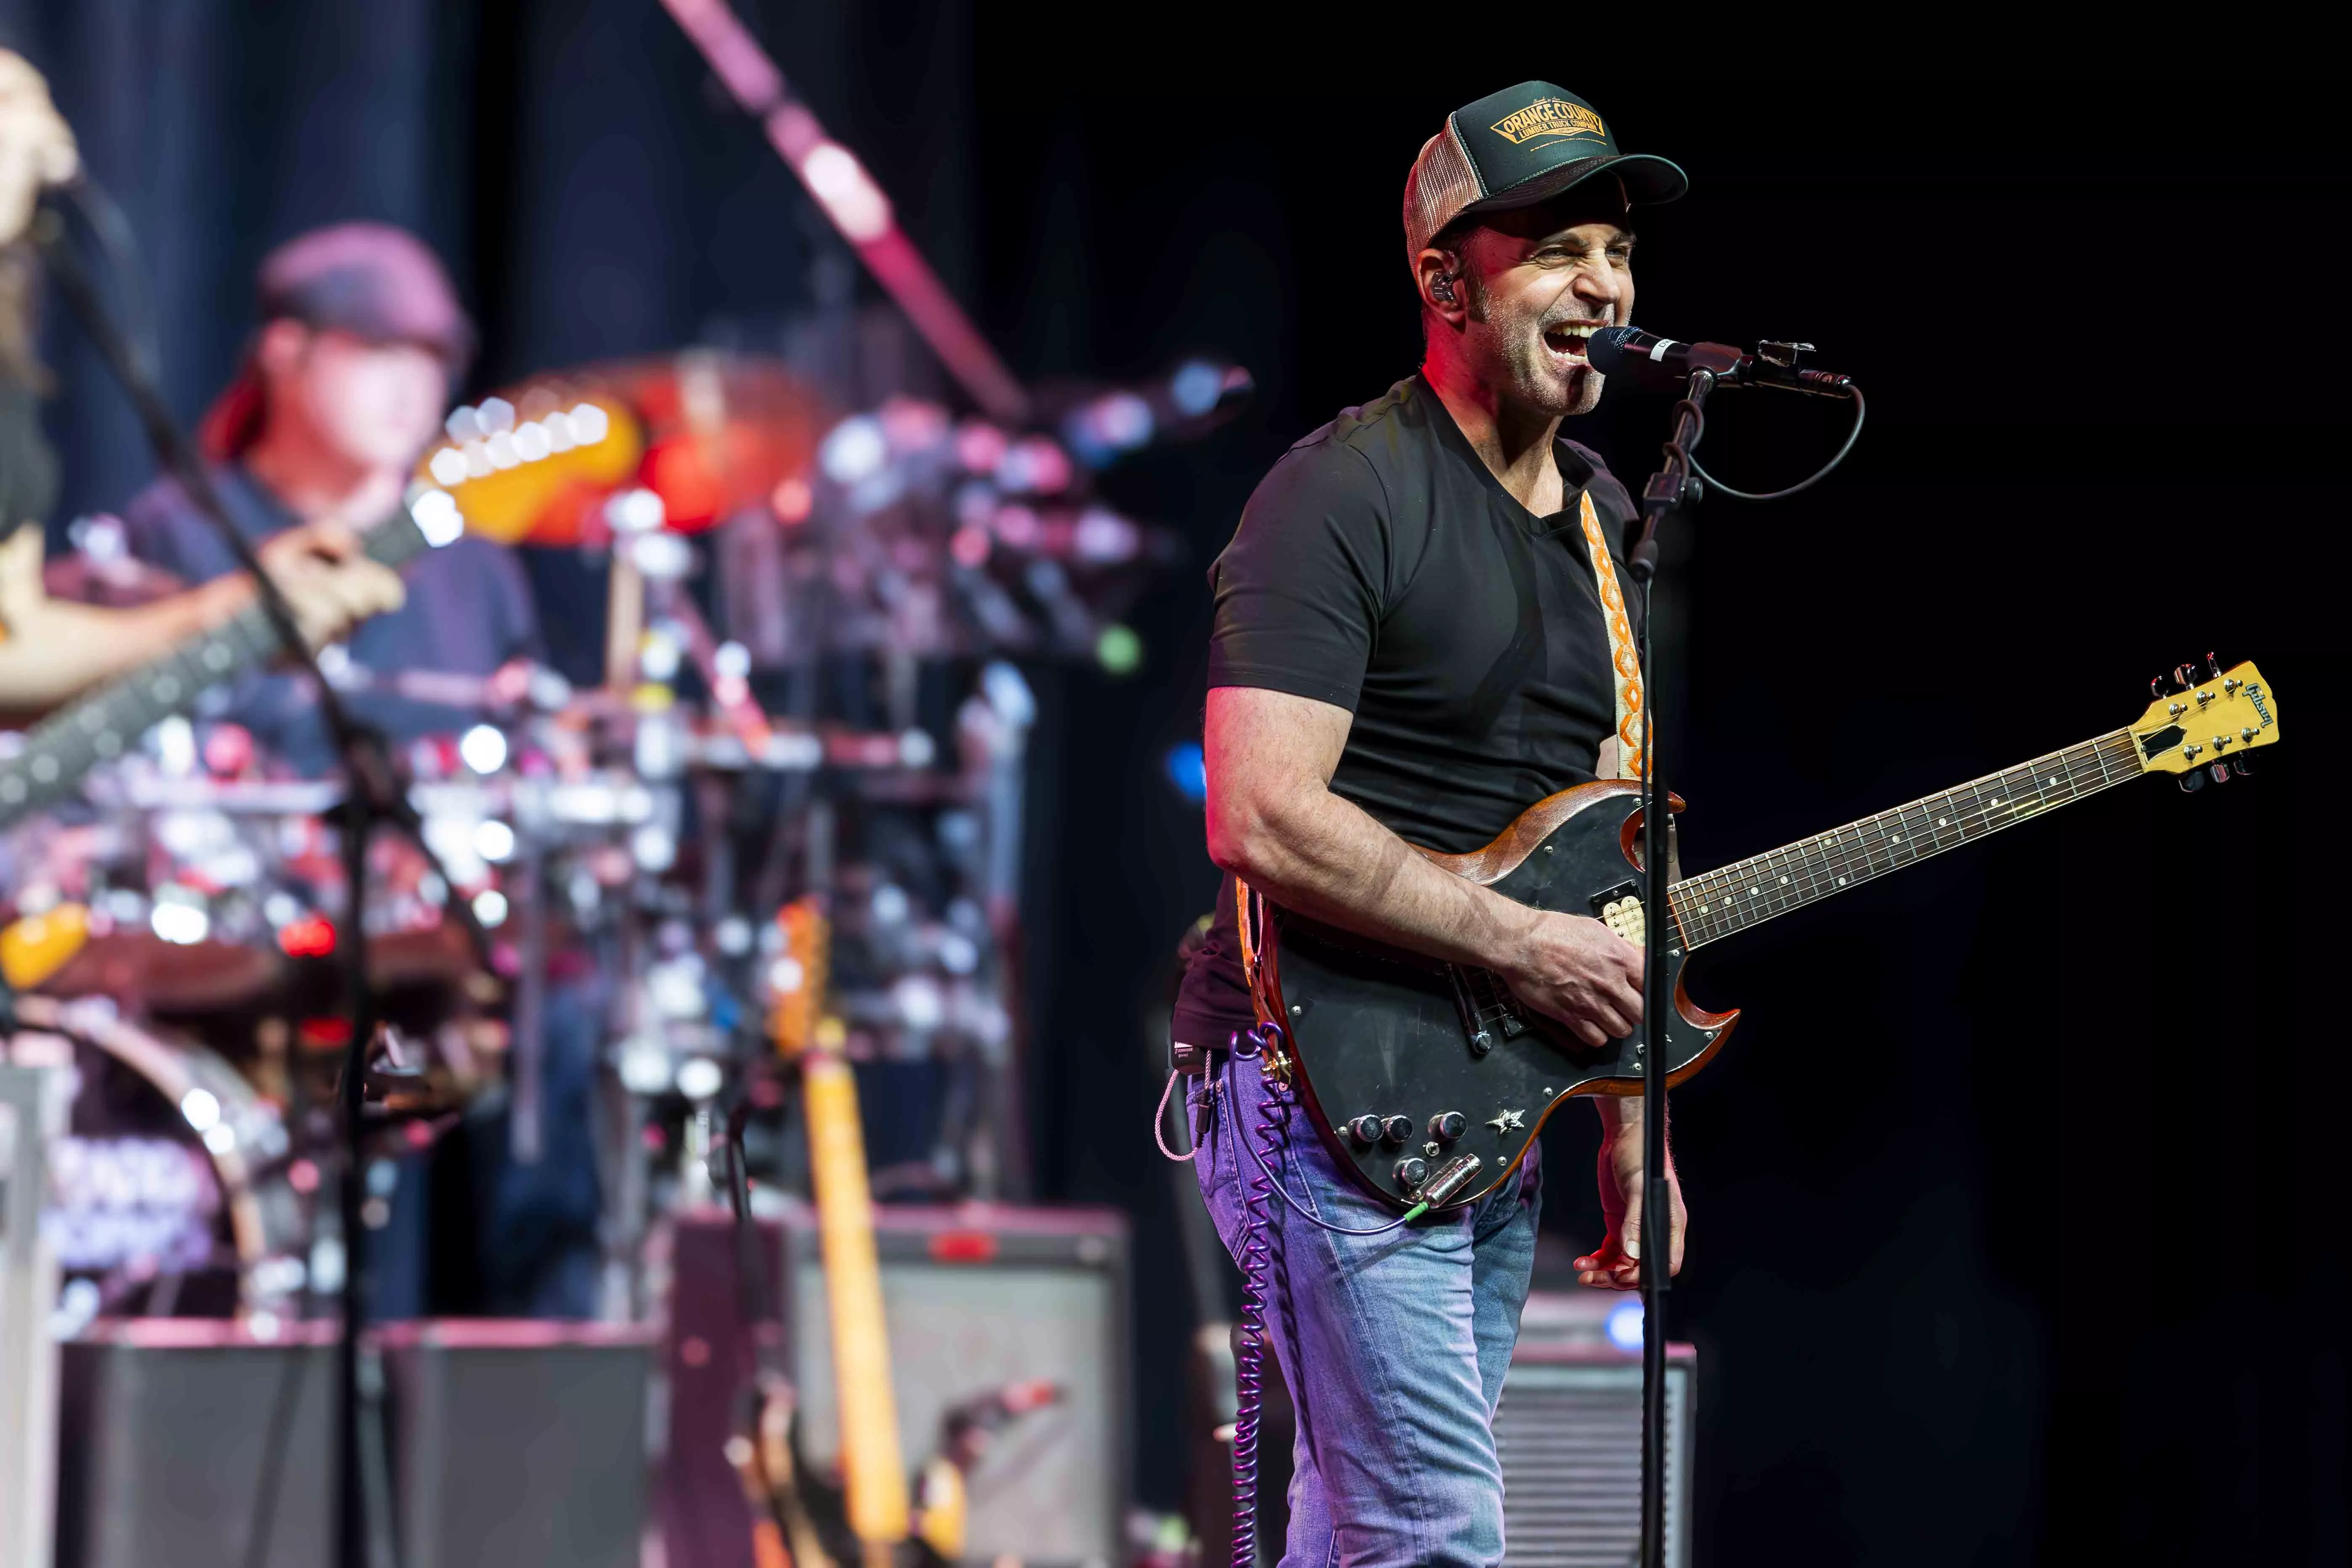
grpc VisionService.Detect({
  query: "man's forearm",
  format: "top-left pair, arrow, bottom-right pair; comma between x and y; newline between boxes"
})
1218,779 -> 1537,971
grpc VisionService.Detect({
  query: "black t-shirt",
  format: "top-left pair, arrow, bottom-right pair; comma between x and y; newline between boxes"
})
1172,372 -> 1641,1047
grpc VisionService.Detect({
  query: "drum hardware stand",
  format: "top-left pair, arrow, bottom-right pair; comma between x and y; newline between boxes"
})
33,205 -> 485,1568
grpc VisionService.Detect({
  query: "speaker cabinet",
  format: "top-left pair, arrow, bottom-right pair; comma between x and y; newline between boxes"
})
379,1319 -> 655,1568
56,1321 -> 336,1568
662,1202 -> 1130,1568
1498,1313 -> 1698,1568
54,1319 -> 652,1568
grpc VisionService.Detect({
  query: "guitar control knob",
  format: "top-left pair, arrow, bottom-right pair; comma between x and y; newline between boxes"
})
1380,1115 -> 1413,1145
1393,1157 -> 1430,1190
1345,1115 -> 1385,1146
1428,1111 -> 1467,1143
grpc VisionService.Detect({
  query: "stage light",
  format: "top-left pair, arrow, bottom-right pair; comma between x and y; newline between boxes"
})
150,901 -> 209,946
1171,360 -> 1225,416
472,889 -> 510,927
445,406 -> 482,443
955,420 -> 1009,473
991,503 -> 1040,549
770,475 -> 814,523
714,640 -> 752,681
1073,507 -> 1140,564
616,1036 -> 672,1095
477,397 -> 515,434
608,487 -> 666,534
179,1088 -> 222,1133
820,415 -> 888,484
459,724 -> 508,775
474,820 -> 517,862
675,1056 -> 726,1102
1606,1298 -> 1644,1353
1164,740 -> 1208,804
429,448 -> 469,486
512,421 -> 553,462
277,915 -> 337,958
799,141 -> 893,243
410,488 -> 464,546
950,524 -> 992,568
1095,623 -> 1144,676
568,403 -> 610,445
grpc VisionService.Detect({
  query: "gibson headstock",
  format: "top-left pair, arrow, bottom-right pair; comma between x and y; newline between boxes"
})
2130,655 -> 2280,791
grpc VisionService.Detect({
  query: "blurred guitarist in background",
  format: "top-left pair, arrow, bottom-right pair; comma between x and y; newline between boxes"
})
1173,84 -> 1689,1566
0,49 -> 400,722
115,219 -> 541,770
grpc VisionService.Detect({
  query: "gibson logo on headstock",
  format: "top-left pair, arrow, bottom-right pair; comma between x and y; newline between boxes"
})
2248,688 -> 2275,729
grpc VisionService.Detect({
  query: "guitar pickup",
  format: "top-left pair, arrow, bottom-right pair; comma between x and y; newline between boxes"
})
1590,880 -> 1646,945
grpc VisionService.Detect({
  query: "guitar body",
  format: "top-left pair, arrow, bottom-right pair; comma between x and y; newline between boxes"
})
1266,780 -> 1737,1212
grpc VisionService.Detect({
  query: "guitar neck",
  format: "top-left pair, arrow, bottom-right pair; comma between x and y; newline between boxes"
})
803,1050 -> 912,1546
1667,727 -> 2145,950
0,507 -> 429,829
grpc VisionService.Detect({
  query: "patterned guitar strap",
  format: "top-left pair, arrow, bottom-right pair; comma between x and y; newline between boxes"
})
1576,487 -> 1647,781
1234,488 -> 1645,1023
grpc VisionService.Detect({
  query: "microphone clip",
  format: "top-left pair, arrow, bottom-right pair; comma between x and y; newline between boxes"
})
1745,340 -> 1853,398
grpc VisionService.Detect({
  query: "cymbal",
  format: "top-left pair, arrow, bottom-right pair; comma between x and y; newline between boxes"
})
419,352 -> 833,547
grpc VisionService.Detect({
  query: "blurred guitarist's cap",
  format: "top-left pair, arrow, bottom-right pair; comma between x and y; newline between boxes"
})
202,222 -> 475,459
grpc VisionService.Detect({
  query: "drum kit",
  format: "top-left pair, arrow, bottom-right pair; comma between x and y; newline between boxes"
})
1,343 -> 1248,1323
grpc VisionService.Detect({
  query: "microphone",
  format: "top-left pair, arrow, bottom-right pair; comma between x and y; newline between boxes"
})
1588,326 -> 1855,398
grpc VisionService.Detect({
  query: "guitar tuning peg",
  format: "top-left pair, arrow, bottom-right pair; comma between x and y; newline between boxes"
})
2230,757 -> 2255,779
2178,768 -> 2207,793
2172,662 -> 2202,692
2149,674 -> 2169,700
2205,651 -> 2223,679
2210,761 -> 2233,785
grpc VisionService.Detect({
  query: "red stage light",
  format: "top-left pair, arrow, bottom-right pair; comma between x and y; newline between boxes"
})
278,915 -> 337,958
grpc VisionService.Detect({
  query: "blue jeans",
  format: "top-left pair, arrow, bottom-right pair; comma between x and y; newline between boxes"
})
1186,1052 -> 1541,1568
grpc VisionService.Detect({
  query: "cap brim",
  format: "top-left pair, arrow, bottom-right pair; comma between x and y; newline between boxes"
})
1468,151 -> 1689,213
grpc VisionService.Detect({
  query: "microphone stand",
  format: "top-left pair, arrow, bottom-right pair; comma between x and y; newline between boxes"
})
1621,368 -> 1713,1568
33,209 -> 482,1568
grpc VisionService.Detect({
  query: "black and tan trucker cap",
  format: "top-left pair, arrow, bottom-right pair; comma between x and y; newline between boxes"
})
1403,82 -> 1687,268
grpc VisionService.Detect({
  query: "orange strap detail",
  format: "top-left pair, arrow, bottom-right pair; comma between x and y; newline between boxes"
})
1577,488 -> 1646,780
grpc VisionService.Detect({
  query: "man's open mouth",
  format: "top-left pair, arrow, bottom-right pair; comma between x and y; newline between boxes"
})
1542,321 -> 1599,363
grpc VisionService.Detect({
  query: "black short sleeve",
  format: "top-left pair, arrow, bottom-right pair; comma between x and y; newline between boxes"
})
1205,440 -> 1393,711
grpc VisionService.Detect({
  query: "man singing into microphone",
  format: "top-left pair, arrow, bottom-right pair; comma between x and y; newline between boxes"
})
1174,83 -> 1688,1564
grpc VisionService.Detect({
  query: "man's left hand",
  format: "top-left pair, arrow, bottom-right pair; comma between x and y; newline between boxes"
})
1574,1120 -> 1686,1290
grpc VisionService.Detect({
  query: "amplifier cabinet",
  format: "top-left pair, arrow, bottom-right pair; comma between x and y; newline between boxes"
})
55,1321 -> 336,1568
1496,1338 -> 1698,1568
379,1319 -> 655,1568
662,1202 -> 1130,1568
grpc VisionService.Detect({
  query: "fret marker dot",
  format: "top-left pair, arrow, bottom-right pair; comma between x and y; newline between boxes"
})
1891,834 -> 1901,843
2047,778 -> 2057,787
1837,876 -> 1847,885
1937,817 -> 1946,826
1779,876 -> 1789,885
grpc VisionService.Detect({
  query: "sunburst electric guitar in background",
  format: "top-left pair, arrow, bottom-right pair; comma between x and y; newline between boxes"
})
1262,657 -> 2284,1210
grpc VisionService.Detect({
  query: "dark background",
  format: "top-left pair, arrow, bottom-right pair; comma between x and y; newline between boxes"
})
4,6 -> 2341,1561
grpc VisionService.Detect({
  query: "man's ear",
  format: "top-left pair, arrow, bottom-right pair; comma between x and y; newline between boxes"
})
1415,247 -> 1468,324
252,318 -> 311,382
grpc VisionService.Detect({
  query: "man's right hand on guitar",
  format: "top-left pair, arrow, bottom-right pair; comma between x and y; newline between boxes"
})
257,518 -> 406,649
1499,909 -> 1644,1048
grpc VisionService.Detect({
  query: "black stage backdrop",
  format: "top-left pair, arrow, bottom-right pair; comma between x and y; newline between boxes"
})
4,8 -> 2342,1561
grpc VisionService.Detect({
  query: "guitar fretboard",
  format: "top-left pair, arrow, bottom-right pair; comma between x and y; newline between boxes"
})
1666,729 -> 2145,950
0,508 -> 430,829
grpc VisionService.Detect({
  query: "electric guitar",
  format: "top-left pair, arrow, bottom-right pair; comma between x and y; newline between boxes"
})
766,897 -> 975,1568
1260,657 -> 2284,1211
0,390 -> 629,833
